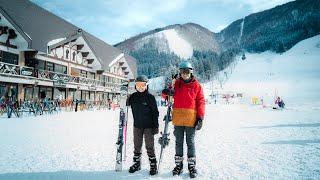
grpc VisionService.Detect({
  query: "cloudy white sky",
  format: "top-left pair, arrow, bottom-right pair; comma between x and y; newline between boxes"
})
31,0 -> 294,45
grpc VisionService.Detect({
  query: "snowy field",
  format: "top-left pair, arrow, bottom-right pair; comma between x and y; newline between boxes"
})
0,35 -> 319,179
0,104 -> 319,179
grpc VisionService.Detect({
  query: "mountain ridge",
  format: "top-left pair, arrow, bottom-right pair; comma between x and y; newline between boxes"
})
115,0 -> 320,80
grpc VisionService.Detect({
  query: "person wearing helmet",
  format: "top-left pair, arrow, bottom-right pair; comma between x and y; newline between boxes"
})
166,61 -> 205,178
126,75 -> 159,175
275,96 -> 285,109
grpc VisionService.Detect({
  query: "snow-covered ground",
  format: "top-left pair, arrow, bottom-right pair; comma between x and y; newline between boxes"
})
1,35 -> 319,179
0,104 -> 319,179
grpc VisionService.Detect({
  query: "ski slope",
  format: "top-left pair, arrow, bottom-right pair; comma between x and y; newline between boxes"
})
136,29 -> 193,59
205,35 -> 320,109
162,29 -> 193,59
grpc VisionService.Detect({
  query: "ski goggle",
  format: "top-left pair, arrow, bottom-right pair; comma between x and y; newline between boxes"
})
179,68 -> 192,74
135,82 -> 147,88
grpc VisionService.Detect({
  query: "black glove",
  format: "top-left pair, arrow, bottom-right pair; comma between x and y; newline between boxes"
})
194,118 -> 203,130
152,128 -> 159,135
162,88 -> 174,96
172,74 -> 179,79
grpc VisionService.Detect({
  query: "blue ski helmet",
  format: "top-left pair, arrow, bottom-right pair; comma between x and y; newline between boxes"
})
178,61 -> 193,70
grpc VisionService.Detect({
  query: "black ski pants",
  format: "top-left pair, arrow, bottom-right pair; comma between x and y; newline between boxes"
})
133,127 -> 155,157
174,126 -> 196,158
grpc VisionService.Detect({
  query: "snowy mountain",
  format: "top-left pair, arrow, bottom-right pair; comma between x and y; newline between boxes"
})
115,0 -> 320,79
115,23 -> 221,59
218,0 -> 320,53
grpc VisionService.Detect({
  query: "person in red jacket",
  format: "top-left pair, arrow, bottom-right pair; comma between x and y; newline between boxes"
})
164,61 -> 205,178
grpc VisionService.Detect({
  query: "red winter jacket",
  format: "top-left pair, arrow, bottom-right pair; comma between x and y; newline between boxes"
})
172,77 -> 205,127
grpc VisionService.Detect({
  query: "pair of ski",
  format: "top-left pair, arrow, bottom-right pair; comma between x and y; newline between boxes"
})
157,95 -> 173,171
115,83 -> 130,171
115,82 -> 173,172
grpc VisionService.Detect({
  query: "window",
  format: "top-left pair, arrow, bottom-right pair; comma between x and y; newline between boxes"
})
74,90 -> 81,100
0,83 -> 6,97
89,91 -> 95,101
88,72 -> 95,79
72,52 -> 76,61
97,74 -> 101,81
0,50 -> 19,65
54,88 -> 66,99
39,87 -> 53,100
81,91 -> 89,101
55,64 -> 67,74
35,60 -> 45,70
71,67 -> 80,76
0,83 -> 18,99
33,87 -> 39,99
25,58 -> 35,68
66,49 -> 69,59
80,70 -> 87,78
24,87 -> 33,100
100,75 -> 105,82
46,62 -> 54,71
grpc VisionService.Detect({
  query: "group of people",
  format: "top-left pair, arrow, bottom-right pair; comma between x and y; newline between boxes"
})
126,61 -> 205,178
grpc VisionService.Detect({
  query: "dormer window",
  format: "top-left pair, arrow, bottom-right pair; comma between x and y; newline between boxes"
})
0,26 -> 9,36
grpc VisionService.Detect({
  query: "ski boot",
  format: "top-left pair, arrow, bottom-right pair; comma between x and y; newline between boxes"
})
129,153 -> 141,173
188,157 -> 198,178
172,155 -> 183,176
149,156 -> 158,175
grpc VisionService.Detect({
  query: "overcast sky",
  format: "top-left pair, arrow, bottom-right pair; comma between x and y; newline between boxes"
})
31,0 -> 294,45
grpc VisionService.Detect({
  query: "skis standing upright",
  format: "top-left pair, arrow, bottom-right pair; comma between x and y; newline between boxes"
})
115,83 -> 129,171
158,91 -> 173,171
123,101 -> 129,162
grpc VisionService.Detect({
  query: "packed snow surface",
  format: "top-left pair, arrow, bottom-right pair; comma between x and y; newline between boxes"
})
0,105 -> 319,179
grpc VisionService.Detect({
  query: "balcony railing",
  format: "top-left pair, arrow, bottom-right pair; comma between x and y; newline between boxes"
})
0,61 -> 34,76
0,61 -> 124,91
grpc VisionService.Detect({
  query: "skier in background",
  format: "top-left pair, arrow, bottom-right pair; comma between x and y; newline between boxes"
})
163,61 -> 205,178
275,96 -> 285,109
126,75 -> 159,175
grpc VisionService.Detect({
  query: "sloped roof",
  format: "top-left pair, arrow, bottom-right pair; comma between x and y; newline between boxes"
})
0,0 -> 127,71
124,54 -> 137,78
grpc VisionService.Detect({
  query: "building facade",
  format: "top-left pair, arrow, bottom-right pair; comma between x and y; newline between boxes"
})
0,0 -> 137,102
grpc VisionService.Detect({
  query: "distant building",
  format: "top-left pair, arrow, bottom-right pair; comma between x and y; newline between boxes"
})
0,0 -> 137,101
